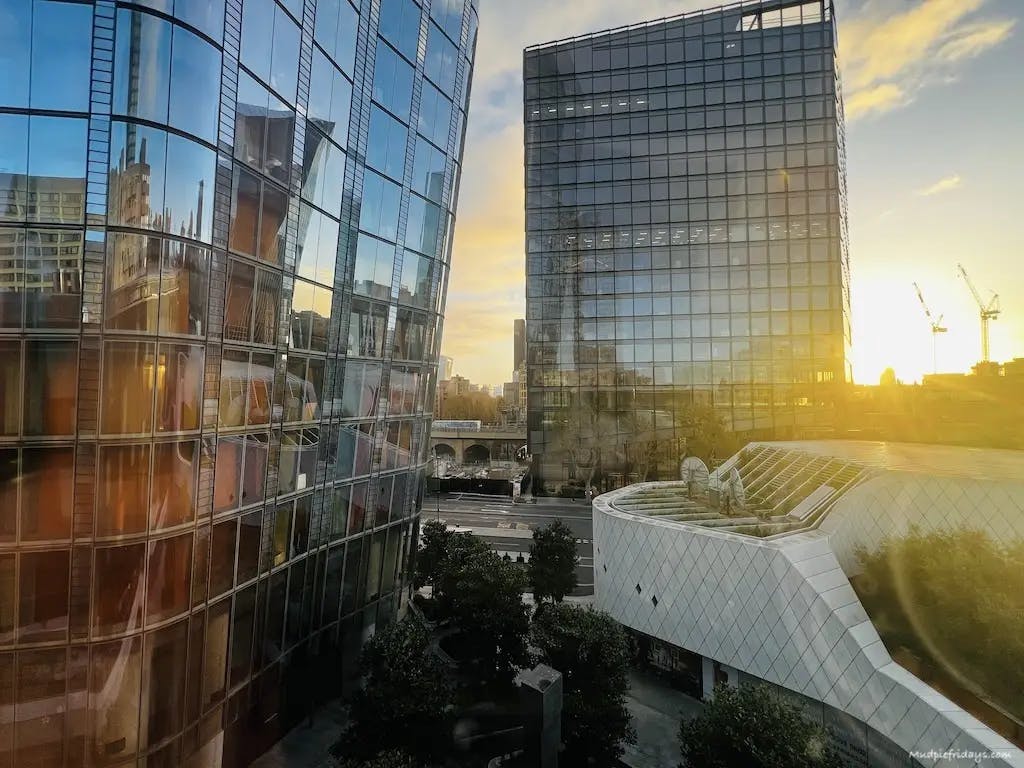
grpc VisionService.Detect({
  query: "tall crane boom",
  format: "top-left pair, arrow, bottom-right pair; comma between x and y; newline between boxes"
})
913,282 -> 947,373
957,264 -> 1000,363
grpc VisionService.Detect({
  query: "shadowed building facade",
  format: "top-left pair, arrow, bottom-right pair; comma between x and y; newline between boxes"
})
0,0 -> 477,764
523,0 -> 851,491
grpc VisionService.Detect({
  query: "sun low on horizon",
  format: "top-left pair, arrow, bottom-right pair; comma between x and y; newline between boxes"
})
441,0 -> 1024,388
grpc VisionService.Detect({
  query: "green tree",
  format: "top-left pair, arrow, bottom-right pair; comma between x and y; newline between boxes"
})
528,520 -> 579,603
674,402 -> 739,467
414,519 -> 453,589
436,542 -> 530,682
339,616 -> 452,763
530,604 -> 636,767
678,684 -> 843,768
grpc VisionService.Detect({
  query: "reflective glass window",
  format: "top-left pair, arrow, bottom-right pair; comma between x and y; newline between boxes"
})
109,121 -> 168,232
210,519 -> 236,597
359,170 -> 401,242
406,194 -> 442,256
352,233 -> 395,301
398,252 -> 430,309
97,444 -> 150,536
0,114 -> 28,224
18,549 -> 69,642
27,116 -> 87,224
202,597 -> 229,707
296,202 -> 340,286
430,0 -> 462,42
141,620 -> 188,748
93,543 -> 145,634
314,0 -> 358,75
289,280 -> 331,352
24,339 -> 77,436
165,132 -> 216,242
102,340 -> 156,435
237,510 -> 262,582
113,10 -> 172,125
175,0 -> 225,40
379,0 -> 421,62
284,355 -> 324,423
229,585 -> 256,686
372,40 -> 414,122
301,126 -> 345,216
90,638 -> 142,762
31,0 -> 93,111
0,229 -> 24,325
241,0 -> 300,102
151,440 -> 198,530
411,137 -> 445,203
367,106 -> 408,181
235,70 -> 294,185
20,446 -> 74,541
155,342 -> 203,432
308,49 -> 352,148
161,239 -> 209,335
169,24 -> 222,142
0,451 -> 17,538
24,228 -> 83,329
229,166 -> 287,264
418,82 -> 452,147
0,554 -> 13,635
0,0 -> 31,107
425,23 -> 457,95
15,649 -> 65,764
146,532 -> 192,622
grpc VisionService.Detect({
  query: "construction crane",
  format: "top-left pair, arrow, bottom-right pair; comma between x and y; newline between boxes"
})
957,264 -> 1001,364
913,282 -> 947,373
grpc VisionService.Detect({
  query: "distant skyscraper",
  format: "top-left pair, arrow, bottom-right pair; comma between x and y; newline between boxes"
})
524,0 -> 850,489
439,354 -> 455,380
0,0 -> 478,764
514,317 -> 526,371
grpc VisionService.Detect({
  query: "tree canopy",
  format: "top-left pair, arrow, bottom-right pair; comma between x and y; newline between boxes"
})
530,604 -> 636,767
415,519 -> 455,590
678,684 -> 843,768
528,520 -> 579,603
339,616 -> 452,762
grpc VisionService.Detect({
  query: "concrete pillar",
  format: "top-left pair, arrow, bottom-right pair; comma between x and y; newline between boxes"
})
517,664 -> 562,768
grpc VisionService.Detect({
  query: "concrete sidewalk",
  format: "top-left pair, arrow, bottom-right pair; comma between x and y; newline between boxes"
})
250,699 -> 347,768
622,669 -> 704,768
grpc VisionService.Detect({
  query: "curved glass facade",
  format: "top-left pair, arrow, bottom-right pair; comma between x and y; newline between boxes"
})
0,0 -> 477,763
524,0 -> 850,489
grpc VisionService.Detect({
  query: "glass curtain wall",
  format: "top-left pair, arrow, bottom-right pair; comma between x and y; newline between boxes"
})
0,0 -> 477,764
523,0 -> 850,490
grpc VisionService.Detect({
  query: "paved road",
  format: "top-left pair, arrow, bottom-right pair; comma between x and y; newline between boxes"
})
424,493 -> 596,595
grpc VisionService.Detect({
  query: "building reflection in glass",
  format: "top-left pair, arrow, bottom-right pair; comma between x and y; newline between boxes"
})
0,0 -> 479,764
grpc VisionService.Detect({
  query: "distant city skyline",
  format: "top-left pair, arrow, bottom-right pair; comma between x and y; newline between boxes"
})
442,0 -> 1023,386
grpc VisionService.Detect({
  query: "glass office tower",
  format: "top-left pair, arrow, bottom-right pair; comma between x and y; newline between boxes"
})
0,0 -> 476,764
524,0 -> 850,490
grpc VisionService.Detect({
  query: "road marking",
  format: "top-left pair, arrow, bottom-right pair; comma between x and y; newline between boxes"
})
436,508 -> 592,521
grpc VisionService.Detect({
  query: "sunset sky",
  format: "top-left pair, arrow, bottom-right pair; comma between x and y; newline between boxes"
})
441,0 -> 1024,387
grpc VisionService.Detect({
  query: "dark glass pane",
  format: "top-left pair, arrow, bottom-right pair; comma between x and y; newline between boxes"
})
242,433 -> 269,504
0,555 -> 14,641
20,446 -> 74,541
229,585 -> 256,686
15,648 -> 66,766
237,510 -> 262,582
146,532 -> 192,623
97,444 -> 150,536
0,343 -> 20,434
141,620 -> 188,748
213,434 -> 243,510
210,519 -> 236,598
18,549 -> 70,642
202,598 -> 229,709
23,340 -> 77,436
322,546 -> 343,625
273,503 -> 291,567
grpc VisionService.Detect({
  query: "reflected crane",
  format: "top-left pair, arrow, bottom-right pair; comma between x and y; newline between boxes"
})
913,282 -> 947,374
957,264 -> 1001,364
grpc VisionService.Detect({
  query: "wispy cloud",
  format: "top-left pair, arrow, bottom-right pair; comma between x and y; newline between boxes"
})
917,174 -> 962,196
840,0 -> 1015,121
